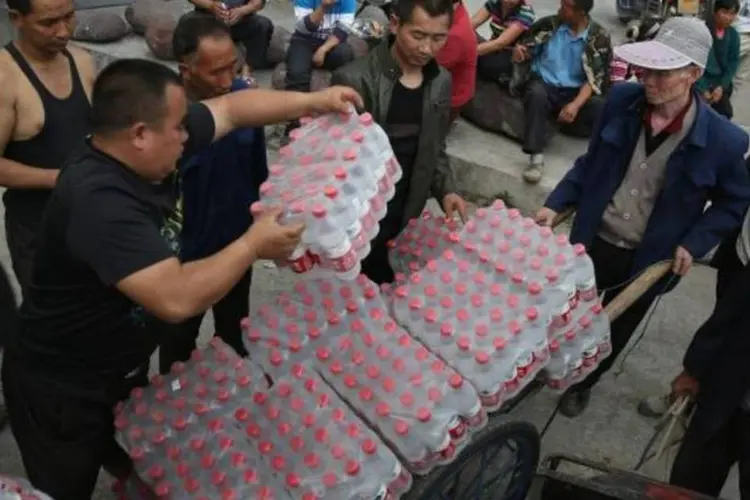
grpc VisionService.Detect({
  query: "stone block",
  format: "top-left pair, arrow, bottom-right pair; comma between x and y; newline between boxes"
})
124,0 -> 172,35
266,25 -> 291,65
145,14 -> 177,60
271,62 -> 332,90
72,10 -> 130,42
462,78 -> 556,142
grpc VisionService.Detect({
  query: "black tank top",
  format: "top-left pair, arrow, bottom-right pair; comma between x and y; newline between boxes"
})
3,43 -> 91,230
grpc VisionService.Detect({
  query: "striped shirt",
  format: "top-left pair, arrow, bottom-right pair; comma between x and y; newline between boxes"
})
484,0 -> 535,40
294,0 -> 356,41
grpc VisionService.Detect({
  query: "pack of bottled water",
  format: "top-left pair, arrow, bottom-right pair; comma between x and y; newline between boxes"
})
315,304 -> 486,474
241,274 -> 391,380
0,475 -> 53,500
242,275 -> 486,476
114,337 -> 408,499
388,211 -> 460,276
113,338 -> 292,499
390,200 -> 612,407
244,369 -> 408,499
254,109 -> 401,280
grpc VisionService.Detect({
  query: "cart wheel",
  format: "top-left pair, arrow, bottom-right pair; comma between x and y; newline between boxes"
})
404,419 -> 540,500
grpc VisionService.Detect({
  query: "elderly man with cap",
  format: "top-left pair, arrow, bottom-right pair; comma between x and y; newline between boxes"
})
534,17 -> 750,418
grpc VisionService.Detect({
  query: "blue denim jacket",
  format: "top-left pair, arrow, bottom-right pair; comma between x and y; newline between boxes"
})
545,83 -> 750,296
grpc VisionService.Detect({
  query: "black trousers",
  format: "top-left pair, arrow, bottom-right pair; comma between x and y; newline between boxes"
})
5,212 -> 36,297
230,13 -> 274,70
711,86 -> 734,120
522,78 -> 604,155
284,35 -> 355,93
361,217 -> 403,286
670,235 -> 749,497
477,49 -> 513,83
0,263 -> 18,348
159,269 -> 252,373
571,238 -> 659,392
2,353 -> 148,500
671,409 -> 750,498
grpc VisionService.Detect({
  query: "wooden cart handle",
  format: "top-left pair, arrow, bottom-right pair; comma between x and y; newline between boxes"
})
603,261 -> 672,322
548,208 -> 673,323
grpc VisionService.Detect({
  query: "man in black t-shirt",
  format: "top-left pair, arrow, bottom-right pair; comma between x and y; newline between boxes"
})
1,58 -> 362,500
331,0 -> 468,285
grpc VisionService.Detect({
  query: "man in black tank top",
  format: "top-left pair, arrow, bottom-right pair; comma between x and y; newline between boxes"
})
0,0 -> 94,295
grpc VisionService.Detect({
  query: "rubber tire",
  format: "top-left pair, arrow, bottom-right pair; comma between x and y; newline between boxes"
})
403,419 -> 541,500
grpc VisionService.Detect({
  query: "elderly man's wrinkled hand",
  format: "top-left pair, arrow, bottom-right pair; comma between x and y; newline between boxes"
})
671,370 -> 699,400
672,246 -> 693,276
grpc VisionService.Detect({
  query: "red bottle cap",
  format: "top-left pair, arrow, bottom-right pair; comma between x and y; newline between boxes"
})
493,336 -> 506,350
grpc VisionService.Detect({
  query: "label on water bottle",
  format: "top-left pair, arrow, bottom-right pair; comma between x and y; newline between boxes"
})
326,239 -> 357,272
548,375 -> 568,390
448,416 -> 467,441
479,387 -> 503,408
569,358 -> 583,379
516,353 -> 535,378
465,402 -> 486,428
552,301 -> 572,328
288,247 -> 314,273
582,347 -> 599,367
577,277 -> 598,302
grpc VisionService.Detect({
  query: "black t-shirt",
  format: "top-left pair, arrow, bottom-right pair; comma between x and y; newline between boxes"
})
13,103 -> 216,402
383,81 -> 423,237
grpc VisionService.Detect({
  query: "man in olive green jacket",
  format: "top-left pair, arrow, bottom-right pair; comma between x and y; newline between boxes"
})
331,0 -> 468,284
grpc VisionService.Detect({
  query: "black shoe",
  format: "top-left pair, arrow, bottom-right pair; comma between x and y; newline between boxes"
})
558,388 -> 591,418
0,403 -> 8,431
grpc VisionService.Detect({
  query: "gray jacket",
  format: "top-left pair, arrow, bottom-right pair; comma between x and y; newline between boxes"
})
331,37 -> 458,226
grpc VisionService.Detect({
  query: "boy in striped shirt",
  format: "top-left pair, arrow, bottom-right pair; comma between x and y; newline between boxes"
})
471,0 -> 535,82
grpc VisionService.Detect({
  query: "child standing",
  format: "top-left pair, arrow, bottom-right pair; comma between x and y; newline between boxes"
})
697,0 -> 740,119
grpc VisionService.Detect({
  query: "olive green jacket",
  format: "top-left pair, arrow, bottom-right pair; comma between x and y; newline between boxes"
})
331,37 -> 457,227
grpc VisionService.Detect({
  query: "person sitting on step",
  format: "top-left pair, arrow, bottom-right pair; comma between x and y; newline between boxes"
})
470,0 -> 535,83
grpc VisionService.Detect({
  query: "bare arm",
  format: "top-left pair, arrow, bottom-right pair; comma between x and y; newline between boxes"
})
204,88 -> 316,140
0,68 -> 58,189
117,234 -> 259,323
471,7 -> 491,30
116,210 -> 303,323
477,22 -> 525,55
315,36 -> 341,57
203,85 -> 362,141
570,82 -> 594,108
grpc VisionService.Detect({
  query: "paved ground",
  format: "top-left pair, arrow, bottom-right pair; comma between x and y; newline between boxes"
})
0,0 -> 746,498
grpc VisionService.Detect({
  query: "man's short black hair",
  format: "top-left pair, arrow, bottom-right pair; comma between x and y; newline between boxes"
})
172,13 -> 232,62
573,0 -> 594,14
7,0 -> 33,15
714,0 -> 740,13
90,59 -> 183,135
393,0 -> 454,24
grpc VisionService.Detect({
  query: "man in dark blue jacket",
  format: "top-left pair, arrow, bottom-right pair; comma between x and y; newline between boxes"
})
159,14 -> 268,369
535,17 -> 750,417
